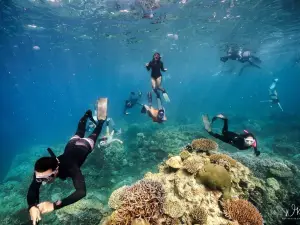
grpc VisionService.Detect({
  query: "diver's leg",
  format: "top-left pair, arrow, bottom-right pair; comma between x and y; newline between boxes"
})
222,118 -> 229,134
74,110 -> 93,138
157,95 -> 163,109
156,76 -> 166,92
147,91 -> 153,106
151,77 -> 157,90
85,120 -> 106,149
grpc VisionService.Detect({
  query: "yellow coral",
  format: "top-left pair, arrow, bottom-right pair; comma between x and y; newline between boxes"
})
222,199 -> 263,225
190,207 -> 207,225
166,156 -> 183,169
210,154 -> 237,170
183,155 -> 204,174
108,186 -> 127,209
163,195 -> 185,218
131,218 -> 150,225
191,138 -> 218,152
180,149 -> 191,160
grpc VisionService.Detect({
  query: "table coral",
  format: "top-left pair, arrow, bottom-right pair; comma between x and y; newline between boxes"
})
210,154 -> 237,170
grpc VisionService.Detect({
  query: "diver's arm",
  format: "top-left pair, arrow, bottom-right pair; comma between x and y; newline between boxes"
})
160,62 -> 167,72
248,61 -> 261,69
54,167 -> 86,210
146,61 -> 151,71
27,176 -> 42,209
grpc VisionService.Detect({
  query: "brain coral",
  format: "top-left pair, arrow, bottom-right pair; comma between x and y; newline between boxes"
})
108,186 -> 128,209
191,138 -> 218,152
163,195 -> 185,218
190,207 -> 207,225
110,180 -> 165,224
183,155 -> 204,174
197,164 -> 231,199
210,154 -> 237,170
222,199 -> 263,225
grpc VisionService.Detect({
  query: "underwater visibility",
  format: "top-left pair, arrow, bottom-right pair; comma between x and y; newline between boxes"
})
1,0 -> 300,224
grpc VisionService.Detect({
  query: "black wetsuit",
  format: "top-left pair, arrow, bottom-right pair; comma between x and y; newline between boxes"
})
146,60 -> 166,79
221,51 -> 261,69
208,117 -> 260,156
27,112 -> 104,210
124,92 -> 141,114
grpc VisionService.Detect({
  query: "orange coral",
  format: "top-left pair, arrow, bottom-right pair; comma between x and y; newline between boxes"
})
191,138 -> 218,152
112,180 -> 165,225
222,199 -> 263,225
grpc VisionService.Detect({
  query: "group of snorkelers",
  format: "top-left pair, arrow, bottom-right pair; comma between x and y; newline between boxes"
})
27,50 -> 282,224
221,46 -> 283,111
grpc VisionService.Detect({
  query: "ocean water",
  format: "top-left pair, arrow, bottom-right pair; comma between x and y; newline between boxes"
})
1,0 -> 300,224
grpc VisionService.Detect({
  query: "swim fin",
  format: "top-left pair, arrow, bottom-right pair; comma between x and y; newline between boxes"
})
162,92 -> 170,102
202,114 -> 212,132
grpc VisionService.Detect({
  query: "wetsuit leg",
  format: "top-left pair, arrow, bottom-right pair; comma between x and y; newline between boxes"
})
87,120 -> 105,144
75,111 -> 92,138
208,117 -> 232,143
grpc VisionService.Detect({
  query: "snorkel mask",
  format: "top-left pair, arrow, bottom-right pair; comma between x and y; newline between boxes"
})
35,148 -> 60,185
36,166 -> 59,185
157,109 -> 165,121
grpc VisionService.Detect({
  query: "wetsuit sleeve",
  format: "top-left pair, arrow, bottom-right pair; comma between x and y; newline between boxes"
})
160,62 -> 167,72
27,175 -> 41,210
146,61 -> 151,71
54,166 -> 86,210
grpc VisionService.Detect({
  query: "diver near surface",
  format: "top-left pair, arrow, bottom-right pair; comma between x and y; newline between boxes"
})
260,78 -> 283,111
202,114 -> 260,156
141,91 -> 167,123
145,52 -> 170,102
220,47 -> 262,75
27,99 -> 108,225
124,91 -> 142,115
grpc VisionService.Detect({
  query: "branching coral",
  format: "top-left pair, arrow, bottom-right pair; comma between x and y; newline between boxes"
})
109,180 -> 165,225
210,154 -> 237,170
222,199 -> 263,225
191,138 -> 218,152
190,207 -> 207,225
183,155 -> 204,174
163,195 -> 185,218
131,218 -> 150,225
108,186 -> 128,210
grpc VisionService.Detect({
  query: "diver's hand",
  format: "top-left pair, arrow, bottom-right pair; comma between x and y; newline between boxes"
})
145,63 -> 149,67
37,201 -> 54,214
29,206 -> 41,225
164,68 -> 168,71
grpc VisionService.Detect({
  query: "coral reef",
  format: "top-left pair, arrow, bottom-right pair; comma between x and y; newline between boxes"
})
191,138 -> 218,152
105,147 -> 267,225
108,186 -> 128,210
209,153 -> 237,170
106,180 -> 165,224
222,199 -> 263,225
183,155 -> 205,174
165,156 -> 183,169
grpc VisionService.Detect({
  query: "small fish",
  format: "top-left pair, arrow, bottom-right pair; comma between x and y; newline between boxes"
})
33,46 -> 40,50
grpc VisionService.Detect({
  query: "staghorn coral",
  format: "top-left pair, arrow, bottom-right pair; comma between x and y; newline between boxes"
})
109,180 -> 165,225
191,138 -> 218,152
197,163 -> 231,199
222,199 -> 263,225
165,156 -> 183,169
210,154 -> 237,170
190,207 -> 208,225
108,186 -> 128,210
183,155 -> 205,174
163,195 -> 185,218
179,149 -> 191,160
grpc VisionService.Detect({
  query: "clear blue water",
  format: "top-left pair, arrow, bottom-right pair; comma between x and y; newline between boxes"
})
0,1 -> 300,223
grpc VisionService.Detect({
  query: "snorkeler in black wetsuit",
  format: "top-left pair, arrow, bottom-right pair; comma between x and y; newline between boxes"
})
124,91 -> 142,115
145,52 -> 170,102
202,114 -> 260,156
220,47 -> 262,75
27,109 -> 106,225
